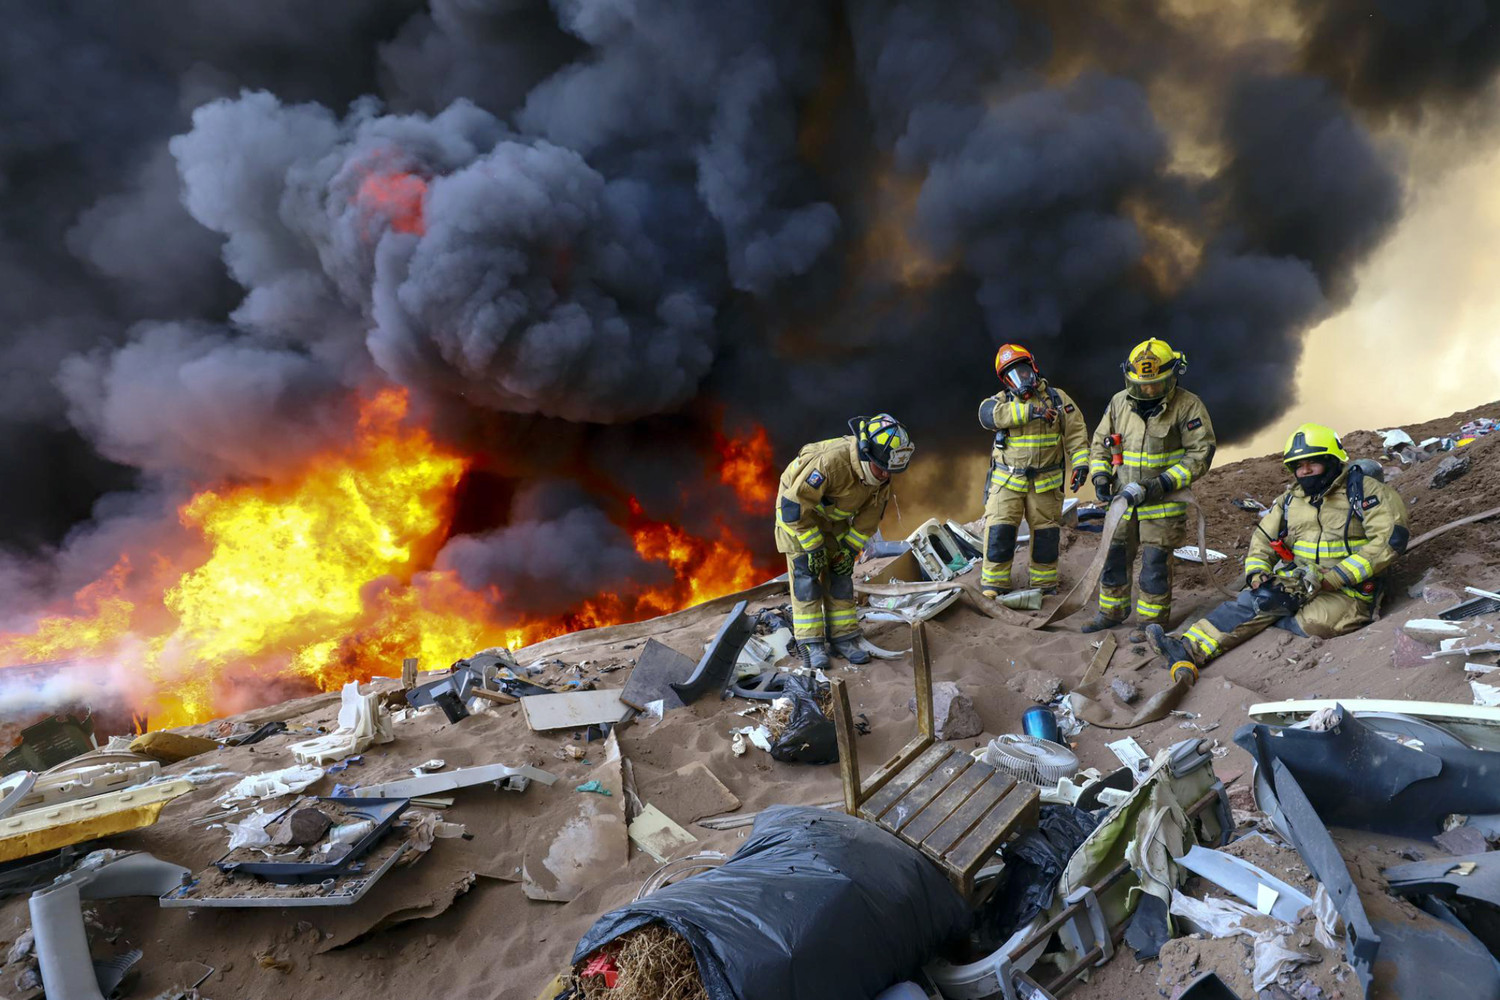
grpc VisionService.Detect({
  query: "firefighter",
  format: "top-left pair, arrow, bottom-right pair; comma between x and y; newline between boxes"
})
977,345 -> 1090,596
1081,339 -> 1216,633
774,414 -> 914,670
1147,423 -> 1409,675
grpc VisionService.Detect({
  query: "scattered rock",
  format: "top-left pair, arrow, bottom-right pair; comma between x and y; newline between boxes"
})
1128,630 -> 1148,644
1434,825 -> 1489,856
1391,630 -> 1436,670
909,682 -> 983,740
1397,846 -> 1425,861
1006,669 -> 1062,704
1430,452 -> 1472,489
1423,584 -> 1460,606
1227,783 -> 1256,814
273,806 -> 332,846
1110,678 -> 1139,704
4,930 -> 33,965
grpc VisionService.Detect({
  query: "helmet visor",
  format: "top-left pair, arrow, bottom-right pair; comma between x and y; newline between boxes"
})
1001,362 -> 1038,396
1126,371 -> 1173,399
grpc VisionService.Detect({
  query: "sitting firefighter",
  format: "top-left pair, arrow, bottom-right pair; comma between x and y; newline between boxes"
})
1081,339 -> 1216,633
1148,423 -> 1410,679
774,414 -> 914,670
978,344 -> 1090,596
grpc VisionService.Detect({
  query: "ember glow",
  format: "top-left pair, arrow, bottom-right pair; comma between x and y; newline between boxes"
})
357,170 -> 428,236
0,389 -> 778,728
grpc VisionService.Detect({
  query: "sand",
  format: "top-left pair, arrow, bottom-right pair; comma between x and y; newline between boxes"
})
0,402 -> 1497,1000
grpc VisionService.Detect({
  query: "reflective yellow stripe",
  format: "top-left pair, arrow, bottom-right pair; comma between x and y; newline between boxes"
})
1336,553 -> 1373,583
1030,567 -> 1058,582
1099,592 -> 1129,610
823,505 -> 856,518
1137,599 -> 1168,613
1005,402 -> 1029,423
1184,626 -> 1219,654
1007,434 -> 1062,445
1031,471 -> 1064,492
1163,463 -> 1191,489
1071,449 -> 1089,468
1122,449 -> 1185,470
982,566 -> 1011,585
991,469 -> 1030,492
1291,538 -> 1368,560
844,528 -> 870,551
1244,557 -> 1272,573
1135,502 -> 1186,520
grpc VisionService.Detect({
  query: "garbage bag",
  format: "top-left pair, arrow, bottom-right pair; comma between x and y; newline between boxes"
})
572,806 -> 971,1000
769,675 -> 838,764
974,805 -> 1101,951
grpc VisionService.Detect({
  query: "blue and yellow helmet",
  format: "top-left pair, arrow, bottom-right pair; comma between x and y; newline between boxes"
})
849,413 -> 915,473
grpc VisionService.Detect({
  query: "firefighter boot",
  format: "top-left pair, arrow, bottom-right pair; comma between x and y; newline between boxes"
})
1146,624 -> 1200,683
1080,613 -> 1124,634
799,640 -> 831,671
830,634 -> 872,665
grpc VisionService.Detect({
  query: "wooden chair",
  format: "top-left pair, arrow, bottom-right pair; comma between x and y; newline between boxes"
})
830,621 -> 1039,898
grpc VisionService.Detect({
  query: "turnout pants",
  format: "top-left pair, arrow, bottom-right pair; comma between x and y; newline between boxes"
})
1095,514 -> 1185,625
1181,587 -> 1374,664
982,486 -> 1063,591
787,553 -> 858,643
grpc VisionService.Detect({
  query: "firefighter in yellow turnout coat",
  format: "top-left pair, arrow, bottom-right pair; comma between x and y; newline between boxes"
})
774,414 -> 914,670
1082,339 -> 1216,632
1148,423 -> 1409,672
978,345 -> 1090,595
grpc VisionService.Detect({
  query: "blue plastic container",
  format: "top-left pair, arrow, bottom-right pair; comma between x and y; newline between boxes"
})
1021,705 -> 1060,744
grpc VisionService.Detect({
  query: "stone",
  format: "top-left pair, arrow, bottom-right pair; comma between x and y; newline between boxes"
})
1110,678 -> 1140,704
273,806 -> 333,846
908,681 -> 983,741
1433,825 -> 1490,856
1391,631 -> 1432,670
1430,452 -> 1472,489
1006,669 -> 1062,704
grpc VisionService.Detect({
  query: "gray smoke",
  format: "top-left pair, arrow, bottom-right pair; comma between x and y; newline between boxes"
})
0,0 -> 1495,623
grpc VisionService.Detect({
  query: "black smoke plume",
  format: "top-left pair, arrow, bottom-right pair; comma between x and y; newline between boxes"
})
0,0 -> 1493,621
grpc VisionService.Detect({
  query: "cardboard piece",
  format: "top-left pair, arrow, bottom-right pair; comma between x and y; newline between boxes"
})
522,690 -> 632,731
522,733 -> 626,902
639,761 -> 740,824
628,804 -> 697,863
619,639 -> 695,712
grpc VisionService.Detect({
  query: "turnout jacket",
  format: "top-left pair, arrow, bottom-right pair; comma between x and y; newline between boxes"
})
1246,467 -> 1410,603
774,436 -> 890,556
1088,387 -> 1216,521
977,381 -> 1089,493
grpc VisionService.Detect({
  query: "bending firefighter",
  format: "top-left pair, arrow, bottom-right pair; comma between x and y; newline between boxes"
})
977,345 -> 1089,596
1149,423 -> 1409,678
1082,339 -> 1216,633
774,414 -> 914,670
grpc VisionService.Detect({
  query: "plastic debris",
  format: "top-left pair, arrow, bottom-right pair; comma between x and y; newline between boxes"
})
575,780 -> 612,796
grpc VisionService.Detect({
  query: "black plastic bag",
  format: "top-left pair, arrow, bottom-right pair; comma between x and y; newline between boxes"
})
573,806 -> 971,1000
972,804 -> 1101,951
768,674 -> 838,764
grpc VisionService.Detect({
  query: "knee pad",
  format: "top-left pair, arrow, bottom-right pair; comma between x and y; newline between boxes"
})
829,571 -> 855,602
1140,546 -> 1171,595
1206,598 -> 1255,633
1101,544 -> 1130,588
986,523 -> 1018,563
1031,527 -> 1060,565
791,556 -> 823,602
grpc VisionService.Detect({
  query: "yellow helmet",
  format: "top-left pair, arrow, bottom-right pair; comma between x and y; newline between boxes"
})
1123,338 -> 1186,401
1282,423 -> 1348,468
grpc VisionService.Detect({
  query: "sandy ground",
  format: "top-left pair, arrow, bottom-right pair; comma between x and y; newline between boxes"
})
1,402 -> 1497,1000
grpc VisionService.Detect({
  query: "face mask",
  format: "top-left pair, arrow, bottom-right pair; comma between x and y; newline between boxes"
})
1295,461 -> 1340,499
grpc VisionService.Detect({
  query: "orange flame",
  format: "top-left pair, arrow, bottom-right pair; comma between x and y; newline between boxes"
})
358,171 -> 427,236
716,425 -> 776,513
0,390 -> 779,729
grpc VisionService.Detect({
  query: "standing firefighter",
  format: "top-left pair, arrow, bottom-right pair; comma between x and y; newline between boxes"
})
1082,339 -> 1216,633
1148,423 -> 1409,678
774,414 -> 914,670
978,345 -> 1090,596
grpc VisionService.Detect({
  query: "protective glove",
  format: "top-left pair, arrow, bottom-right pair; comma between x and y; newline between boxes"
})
805,546 -> 828,578
1246,571 -> 1270,590
1317,567 -> 1342,592
1121,481 -> 1148,508
1092,472 -> 1115,503
830,545 -> 856,577
1142,475 -> 1167,503
1028,403 -> 1058,423
1070,467 -> 1088,492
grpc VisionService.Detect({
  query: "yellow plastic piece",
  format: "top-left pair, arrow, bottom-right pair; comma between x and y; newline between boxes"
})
534,974 -> 566,1000
0,779 -> 193,863
130,731 -> 221,763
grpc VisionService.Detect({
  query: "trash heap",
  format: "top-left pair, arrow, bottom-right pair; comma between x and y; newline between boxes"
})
1,404 -> 1499,1000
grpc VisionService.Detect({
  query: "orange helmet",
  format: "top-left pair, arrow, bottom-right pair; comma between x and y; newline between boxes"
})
994,344 -> 1040,397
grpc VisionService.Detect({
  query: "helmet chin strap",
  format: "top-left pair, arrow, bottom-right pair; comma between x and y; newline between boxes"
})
857,460 -> 884,486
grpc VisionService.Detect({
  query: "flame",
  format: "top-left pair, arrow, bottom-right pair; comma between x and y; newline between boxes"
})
716,424 -> 776,513
0,389 -> 779,729
358,171 -> 428,236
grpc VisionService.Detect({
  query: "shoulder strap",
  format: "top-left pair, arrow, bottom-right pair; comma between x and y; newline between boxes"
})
1047,386 -> 1062,409
1345,464 -> 1367,520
